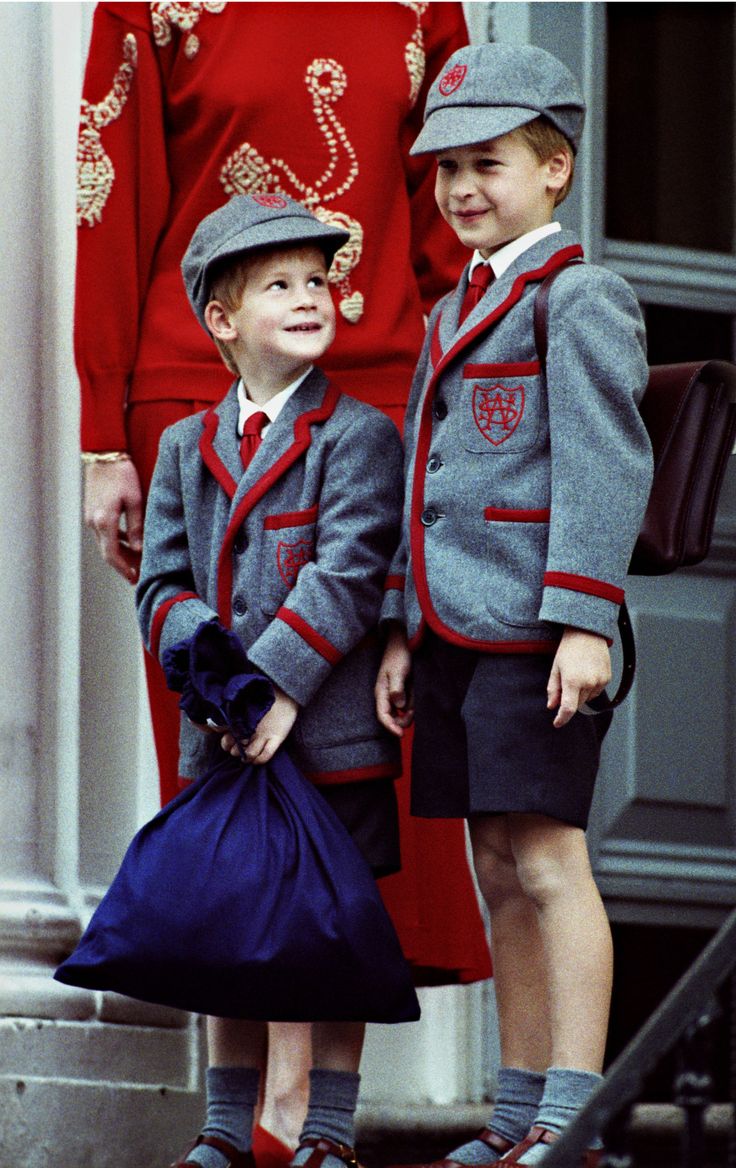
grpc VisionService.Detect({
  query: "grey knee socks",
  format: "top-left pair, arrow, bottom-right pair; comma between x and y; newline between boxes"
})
445,1067 -> 546,1164
186,1065 -> 260,1168
291,1068 -> 361,1167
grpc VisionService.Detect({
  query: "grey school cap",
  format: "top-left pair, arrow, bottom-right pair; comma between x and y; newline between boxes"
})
182,193 -> 350,331
411,42 -> 585,156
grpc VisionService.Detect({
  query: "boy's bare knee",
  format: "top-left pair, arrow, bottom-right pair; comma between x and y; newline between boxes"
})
512,852 -> 568,909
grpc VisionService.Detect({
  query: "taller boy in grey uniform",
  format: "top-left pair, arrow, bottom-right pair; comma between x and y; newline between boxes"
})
137,194 -> 404,1168
376,43 -> 653,1167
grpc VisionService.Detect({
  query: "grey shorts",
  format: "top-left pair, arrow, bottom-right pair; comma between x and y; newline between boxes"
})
411,632 -> 612,830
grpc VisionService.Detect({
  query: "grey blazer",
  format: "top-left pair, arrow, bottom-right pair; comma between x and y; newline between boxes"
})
137,368 -> 403,783
382,231 -> 654,649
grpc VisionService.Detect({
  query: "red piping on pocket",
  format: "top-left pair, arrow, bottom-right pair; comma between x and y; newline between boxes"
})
264,506 -> 318,530
484,508 -> 551,523
464,361 -> 540,378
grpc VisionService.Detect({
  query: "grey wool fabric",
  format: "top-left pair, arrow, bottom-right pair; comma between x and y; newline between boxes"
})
381,231 -> 654,650
136,367 -> 403,785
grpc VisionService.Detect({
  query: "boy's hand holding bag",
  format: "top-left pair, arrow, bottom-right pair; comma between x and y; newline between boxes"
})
55,621 -> 420,1023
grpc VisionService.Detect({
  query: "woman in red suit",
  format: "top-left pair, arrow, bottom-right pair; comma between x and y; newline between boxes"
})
76,4 -> 492,1161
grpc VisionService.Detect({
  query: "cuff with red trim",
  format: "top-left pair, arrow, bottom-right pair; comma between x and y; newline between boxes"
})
380,578 -> 406,629
247,608 -> 343,707
149,591 -> 217,661
540,571 -> 624,641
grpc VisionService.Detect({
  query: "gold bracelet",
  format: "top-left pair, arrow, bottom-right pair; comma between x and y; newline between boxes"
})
80,451 -> 132,465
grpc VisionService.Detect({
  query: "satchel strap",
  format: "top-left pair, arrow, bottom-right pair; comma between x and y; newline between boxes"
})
534,262 -> 634,714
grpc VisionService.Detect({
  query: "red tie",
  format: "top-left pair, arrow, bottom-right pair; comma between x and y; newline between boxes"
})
240,410 -> 269,470
459,263 -> 493,325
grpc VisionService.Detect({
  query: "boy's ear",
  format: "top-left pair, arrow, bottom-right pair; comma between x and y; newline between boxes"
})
204,299 -> 238,341
545,148 -> 572,195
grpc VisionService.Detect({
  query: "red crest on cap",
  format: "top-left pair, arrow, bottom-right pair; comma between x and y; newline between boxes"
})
252,194 -> 288,210
439,63 -> 467,96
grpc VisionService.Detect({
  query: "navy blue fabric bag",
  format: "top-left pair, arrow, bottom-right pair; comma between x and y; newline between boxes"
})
55,622 -> 419,1023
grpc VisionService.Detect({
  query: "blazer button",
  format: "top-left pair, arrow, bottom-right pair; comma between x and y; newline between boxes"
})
421,507 -> 439,527
234,531 -> 248,554
433,399 -> 448,420
427,455 -> 442,474
232,597 -> 248,616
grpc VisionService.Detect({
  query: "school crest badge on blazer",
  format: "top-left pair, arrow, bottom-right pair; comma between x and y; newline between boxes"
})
277,538 -> 314,587
473,384 -> 525,446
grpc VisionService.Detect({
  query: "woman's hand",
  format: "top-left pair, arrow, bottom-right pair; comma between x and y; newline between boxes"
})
84,460 -> 144,583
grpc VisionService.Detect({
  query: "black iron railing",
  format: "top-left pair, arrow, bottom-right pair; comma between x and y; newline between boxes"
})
540,905 -> 736,1168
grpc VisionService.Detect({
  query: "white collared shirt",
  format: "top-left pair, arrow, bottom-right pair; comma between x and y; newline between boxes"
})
236,366 -> 313,437
468,221 -> 562,281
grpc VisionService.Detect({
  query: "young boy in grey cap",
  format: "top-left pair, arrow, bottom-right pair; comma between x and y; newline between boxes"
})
376,42 -> 653,1167
136,193 -> 405,1168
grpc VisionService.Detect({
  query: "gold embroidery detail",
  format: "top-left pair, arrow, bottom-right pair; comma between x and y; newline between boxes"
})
77,33 -> 138,227
151,1 -> 226,59
399,1 -> 428,104
220,58 -> 365,323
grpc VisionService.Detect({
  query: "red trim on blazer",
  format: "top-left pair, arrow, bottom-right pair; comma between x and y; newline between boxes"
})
543,571 -> 625,605
484,507 -> 551,523
305,762 -> 402,786
200,408 -> 238,499
275,606 -> 342,665
409,244 -> 583,654
435,245 -> 583,380
464,361 -> 541,378
215,382 -> 341,625
407,616 -> 556,655
150,591 -> 199,659
384,574 -> 406,592
430,313 -> 444,368
263,506 -> 319,530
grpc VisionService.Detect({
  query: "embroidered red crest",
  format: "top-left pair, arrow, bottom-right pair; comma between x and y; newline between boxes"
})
277,539 -> 314,588
473,384 -> 525,446
252,194 -> 288,210
439,64 -> 467,96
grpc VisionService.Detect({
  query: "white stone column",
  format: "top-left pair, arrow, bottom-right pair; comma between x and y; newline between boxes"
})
0,0 -> 90,1022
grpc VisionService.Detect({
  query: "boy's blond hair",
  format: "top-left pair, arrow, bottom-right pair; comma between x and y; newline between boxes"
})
206,253 -> 255,375
515,115 -> 575,206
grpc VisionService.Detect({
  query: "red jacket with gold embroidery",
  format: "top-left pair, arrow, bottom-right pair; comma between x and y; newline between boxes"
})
75,1 -> 468,451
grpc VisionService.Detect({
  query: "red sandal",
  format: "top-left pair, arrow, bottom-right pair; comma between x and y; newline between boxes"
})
294,1137 -> 361,1168
386,1128 -> 516,1168
170,1134 -> 256,1168
497,1126 -> 601,1167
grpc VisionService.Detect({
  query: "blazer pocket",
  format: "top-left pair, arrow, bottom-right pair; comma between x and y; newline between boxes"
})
260,506 -> 317,615
461,361 -> 542,454
484,507 -> 550,628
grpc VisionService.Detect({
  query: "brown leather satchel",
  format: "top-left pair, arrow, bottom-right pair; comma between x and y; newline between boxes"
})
535,264 -> 736,709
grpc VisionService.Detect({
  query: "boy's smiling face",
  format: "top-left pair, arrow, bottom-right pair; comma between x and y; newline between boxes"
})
207,244 -> 336,396
434,131 -> 570,257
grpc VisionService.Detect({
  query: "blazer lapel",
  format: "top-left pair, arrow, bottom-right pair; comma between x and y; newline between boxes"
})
230,368 -> 335,505
435,234 -> 585,374
215,368 -> 341,623
199,382 -> 242,501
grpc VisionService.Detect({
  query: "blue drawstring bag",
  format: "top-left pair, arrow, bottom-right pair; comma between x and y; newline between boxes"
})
55,621 -> 419,1023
